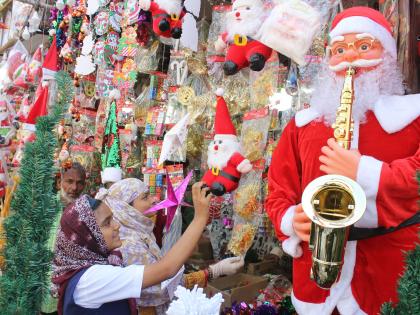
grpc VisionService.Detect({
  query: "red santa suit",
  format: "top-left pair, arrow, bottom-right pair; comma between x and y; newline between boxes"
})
266,8 -> 420,315
202,89 -> 252,196
140,0 -> 185,39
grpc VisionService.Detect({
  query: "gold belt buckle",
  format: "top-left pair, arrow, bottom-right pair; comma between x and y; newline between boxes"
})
171,14 -> 179,21
233,34 -> 247,46
211,168 -> 220,176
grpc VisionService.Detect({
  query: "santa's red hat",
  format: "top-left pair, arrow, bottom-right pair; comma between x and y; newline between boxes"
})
42,36 -> 58,79
23,82 -> 49,131
214,88 -> 237,140
329,7 -> 397,58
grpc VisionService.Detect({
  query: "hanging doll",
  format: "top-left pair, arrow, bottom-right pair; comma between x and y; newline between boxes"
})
138,0 -> 186,39
202,90 -> 252,196
214,0 -> 272,76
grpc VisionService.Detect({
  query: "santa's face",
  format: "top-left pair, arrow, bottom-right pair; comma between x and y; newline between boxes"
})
226,0 -> 264,39
207,136 -> 241,170
328,33 -> 384,76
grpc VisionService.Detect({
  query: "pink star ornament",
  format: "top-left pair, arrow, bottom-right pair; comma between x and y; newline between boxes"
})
144,170 -> 193,230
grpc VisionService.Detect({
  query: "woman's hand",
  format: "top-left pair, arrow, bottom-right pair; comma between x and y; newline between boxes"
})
292,204 -> 311,242
192,182 -> 211,222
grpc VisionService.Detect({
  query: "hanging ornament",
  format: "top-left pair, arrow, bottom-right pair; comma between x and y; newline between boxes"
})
28,11 -> 41,33
117,26 -> 138,57
22,27 -> 31,40
87,0 -> 100,16
285,62 -> 299,96
56,0 -> 66,11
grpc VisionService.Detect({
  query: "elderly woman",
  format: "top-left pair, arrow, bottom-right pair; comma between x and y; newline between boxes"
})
52,182 -> 210,315
100,178 -> 244,315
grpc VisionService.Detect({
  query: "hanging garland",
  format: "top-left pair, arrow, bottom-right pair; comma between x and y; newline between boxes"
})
0,72 -> 74,315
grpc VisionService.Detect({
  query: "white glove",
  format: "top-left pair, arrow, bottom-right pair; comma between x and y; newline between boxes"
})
214,36 -> 227,53
237,159 -> 252,173
209,256 -> 244,279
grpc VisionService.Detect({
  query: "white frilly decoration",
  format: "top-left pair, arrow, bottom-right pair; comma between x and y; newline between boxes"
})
166,285 -> 224,315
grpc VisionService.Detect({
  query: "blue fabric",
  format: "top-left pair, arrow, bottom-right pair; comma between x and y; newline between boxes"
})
63,267 -> 131,315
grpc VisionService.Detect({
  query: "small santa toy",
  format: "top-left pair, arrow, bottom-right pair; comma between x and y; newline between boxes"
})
214,0 -> 272,76
202,89 -> 252,196
138,0 -> 186,39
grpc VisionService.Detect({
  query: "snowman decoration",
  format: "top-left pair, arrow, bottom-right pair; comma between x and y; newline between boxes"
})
202,89 -> 252,196
214,0 -> 272,76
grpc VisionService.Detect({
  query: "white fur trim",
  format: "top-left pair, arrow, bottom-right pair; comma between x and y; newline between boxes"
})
282,236 -> 302,258
280,205 -> 296,236
214,134 -> 238,141
295,107 -> 321,127
138,0 -> 151,10
329,16 -> 397,58
236,159 -> 252,173
355,155 -> 382,228
291,241 -> 366,315
373,94 -> 420,133
42,68 -> 56,80
215,88 -> 224,96
101,167 -> 122,184
296,94 -> 420,132
280,206 -> 303,258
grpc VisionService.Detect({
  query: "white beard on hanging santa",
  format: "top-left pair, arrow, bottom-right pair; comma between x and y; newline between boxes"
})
138,0 -> 185,39
202,135 -> 252,196
214,0 -> 272,76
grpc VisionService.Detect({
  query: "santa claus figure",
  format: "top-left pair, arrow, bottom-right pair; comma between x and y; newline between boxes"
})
202,89 -> 252,196
138,0 -> 185,39
214,0 -> 272,76
266,7 -> 420,315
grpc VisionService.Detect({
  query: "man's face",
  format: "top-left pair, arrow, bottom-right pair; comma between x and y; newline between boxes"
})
60,169 -> 86,202
328,33 -> 384,76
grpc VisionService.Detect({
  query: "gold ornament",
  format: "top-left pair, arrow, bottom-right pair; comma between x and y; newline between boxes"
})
234,183 -> 260,220
83,81 -> 96,97
177,86 -> 196,106
242,128 -> 264,161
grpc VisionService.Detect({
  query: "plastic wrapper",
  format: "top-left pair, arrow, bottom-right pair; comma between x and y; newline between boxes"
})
145,107 -> 166,136
135,40 -> 160,74
233,181 -> 260,221
240,108 -> 270,162
10,1 -> 32,39
249,55 -> 279,109
227,223 -> 257,257
258,0 -> 321,66
72,109 -> 97,146
206,4 -> 230,59
119,129 -> 134,169
216,72 -> 251,115
166,51 -> 189,88
96,67 -> 116,98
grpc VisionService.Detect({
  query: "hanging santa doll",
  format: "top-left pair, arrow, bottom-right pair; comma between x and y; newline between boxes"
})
138,0 -> 186,39
214,0 -> 272,76
202,89 -> 252,196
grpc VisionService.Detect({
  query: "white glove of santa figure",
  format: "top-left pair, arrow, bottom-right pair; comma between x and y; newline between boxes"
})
214,36 -> 227,53
138,0 -> 151,10
209,256 -> 244,278
237,159 -> 252,174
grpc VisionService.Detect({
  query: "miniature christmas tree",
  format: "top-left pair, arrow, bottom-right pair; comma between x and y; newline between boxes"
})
101,100 -> 121,171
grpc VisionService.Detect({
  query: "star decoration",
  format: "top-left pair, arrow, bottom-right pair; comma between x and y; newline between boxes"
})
144,171 -> 193,230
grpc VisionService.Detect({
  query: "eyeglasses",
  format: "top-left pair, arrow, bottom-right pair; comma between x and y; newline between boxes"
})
328,38 -> 379,56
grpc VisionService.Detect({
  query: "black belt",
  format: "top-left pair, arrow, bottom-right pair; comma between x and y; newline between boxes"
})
348,212 -> 420,241
211,168 -> 240,183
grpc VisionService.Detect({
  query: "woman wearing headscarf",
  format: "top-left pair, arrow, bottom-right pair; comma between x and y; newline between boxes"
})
100,178 -> 244,315
52,182 -> 211,315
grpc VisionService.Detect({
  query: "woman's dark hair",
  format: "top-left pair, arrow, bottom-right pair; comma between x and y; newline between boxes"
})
87,196 -> 102,211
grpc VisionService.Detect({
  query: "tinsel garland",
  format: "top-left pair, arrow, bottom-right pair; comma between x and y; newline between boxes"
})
380,172 -> 420,315
221,296 -> 295,315
101,100 -> 121,169
0,72 -> 74,315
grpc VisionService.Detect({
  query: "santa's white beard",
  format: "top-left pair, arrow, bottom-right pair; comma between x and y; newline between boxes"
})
155,0 -> 182,15
60,187 -> 75,206
225,8 -> 264,40
207,139 -> 242,170
309,53 -> 404,126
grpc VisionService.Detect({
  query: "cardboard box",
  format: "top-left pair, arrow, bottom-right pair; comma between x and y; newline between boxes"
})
205,273 -> 269,309
247,258 -> 279,275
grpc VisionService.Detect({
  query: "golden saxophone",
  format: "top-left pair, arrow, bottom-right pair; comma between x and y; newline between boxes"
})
301,67 -> 367,289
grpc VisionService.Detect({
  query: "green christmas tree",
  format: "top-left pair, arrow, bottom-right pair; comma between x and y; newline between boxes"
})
101,100 -> 121,170
0,72 -> 74,314
381,172 -> 420,315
